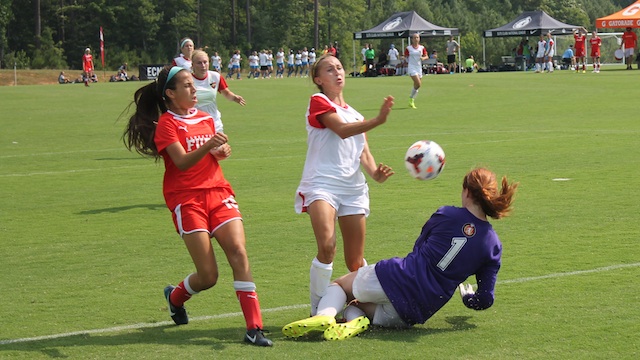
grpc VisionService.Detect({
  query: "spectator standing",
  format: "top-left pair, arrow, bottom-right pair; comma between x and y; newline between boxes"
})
535,34 -> 546,73
446,35 -> 459,74
387,44 -> 399,67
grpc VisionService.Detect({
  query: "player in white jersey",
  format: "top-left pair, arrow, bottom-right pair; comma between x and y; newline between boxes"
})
258,49 -> 269,79
308,48 -> 317,68
295,54 -> 395,316
544,32 -> 555,73
172,37 -> 194,71
210,51 -> 222,72
248,51 -> 259,78
231,50 -> 242,79
301,47 -> 310,77
266,49 -> 274,78
404,33 -> 429,109
535,34 -> 546,73
276,48 -> 285,78
191,50 -> 246,133
287,49 -> 295,77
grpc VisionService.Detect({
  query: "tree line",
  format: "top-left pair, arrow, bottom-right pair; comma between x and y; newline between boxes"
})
0,0 -> 630,72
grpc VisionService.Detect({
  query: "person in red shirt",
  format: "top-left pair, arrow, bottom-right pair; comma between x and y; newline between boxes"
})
82,48 -> 94,87
621,27 -> 637,70
122,66 -> 273,347
590,29 -> 602,73
573,27 -> 587,73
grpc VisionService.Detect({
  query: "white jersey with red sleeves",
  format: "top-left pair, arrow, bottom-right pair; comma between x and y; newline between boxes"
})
297,93 -> 367,195
172,54 -> 192,71
404,45 -> 427,75
154,109 -> 231,208
193,71 -> 229,133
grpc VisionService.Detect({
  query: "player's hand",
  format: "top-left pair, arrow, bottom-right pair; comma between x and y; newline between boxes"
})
211,143 -> 231,160
235,95 -> 246,106
458,283 -> 474,298
377,96 -> 395,123
207,132 -> 228,150
372,163 -> 394,183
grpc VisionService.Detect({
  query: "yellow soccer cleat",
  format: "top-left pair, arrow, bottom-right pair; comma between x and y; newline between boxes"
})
323,315 -> 370,340
409,98 -> 417,109
282,315 -> 336,338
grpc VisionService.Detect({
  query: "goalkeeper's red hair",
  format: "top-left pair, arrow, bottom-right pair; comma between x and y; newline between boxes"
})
463,167 -> 518,220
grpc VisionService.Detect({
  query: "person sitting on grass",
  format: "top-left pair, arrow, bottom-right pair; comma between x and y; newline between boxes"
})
58,71 -> 71,84
283,167 -> 518,341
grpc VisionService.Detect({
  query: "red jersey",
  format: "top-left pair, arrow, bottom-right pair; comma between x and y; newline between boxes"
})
622,30 -> 637,49
574,33 -> 586,50
82,54 -> 93,72
154,109 -> 231,208
590,37 -> 602,56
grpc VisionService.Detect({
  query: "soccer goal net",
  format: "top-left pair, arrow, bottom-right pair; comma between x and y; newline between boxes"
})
553,32 -> 629,67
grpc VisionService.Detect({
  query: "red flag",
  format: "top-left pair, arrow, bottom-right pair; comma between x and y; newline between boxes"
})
99,27 -> 105,68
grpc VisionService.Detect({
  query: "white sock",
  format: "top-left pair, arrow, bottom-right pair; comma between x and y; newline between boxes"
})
343,304 -> 366,321
316,284 -> 347,318
547,61 -> 553,71
410,88 -> 418,98
310,258 -> 333,316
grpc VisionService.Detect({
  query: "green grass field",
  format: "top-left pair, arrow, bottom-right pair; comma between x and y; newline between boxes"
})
1,67 -> 639,359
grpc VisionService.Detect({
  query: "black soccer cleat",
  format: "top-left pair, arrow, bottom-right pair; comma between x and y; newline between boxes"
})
164,285 -> 188,325
244,327 -> 273,347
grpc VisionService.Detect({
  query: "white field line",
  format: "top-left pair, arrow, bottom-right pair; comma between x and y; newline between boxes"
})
1,262 -> 638,345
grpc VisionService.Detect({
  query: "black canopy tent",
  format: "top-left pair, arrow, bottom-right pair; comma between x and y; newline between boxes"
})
482,10 -> 580,69
352,11 -> 459,74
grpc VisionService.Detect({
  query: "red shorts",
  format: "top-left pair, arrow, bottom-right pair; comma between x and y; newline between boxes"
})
590,50 -> 600,57
167,188 -> 242,237
83,66 -> 94,73
574,48 -> 586,57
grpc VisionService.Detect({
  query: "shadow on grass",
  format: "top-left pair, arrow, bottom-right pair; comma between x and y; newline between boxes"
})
77,203 -> 166,215
0,316 -> 476,357
0,325 -> 257,357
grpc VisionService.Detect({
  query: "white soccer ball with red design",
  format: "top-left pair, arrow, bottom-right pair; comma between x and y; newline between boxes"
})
404,140 -> 446,180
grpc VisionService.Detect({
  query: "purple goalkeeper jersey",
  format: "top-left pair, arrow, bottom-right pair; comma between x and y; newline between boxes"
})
375,206 -> 501,325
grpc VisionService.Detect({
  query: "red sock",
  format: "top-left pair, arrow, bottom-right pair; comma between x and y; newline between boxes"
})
170,281 -> 192,307
236,290 -> 263,330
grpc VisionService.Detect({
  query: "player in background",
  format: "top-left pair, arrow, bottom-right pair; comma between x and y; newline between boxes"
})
82,48 -> 94,87
621,27 -> 637,70
172,37 -> 194,71
284,167 -> 518,341
258,49 -> 269,79
301,47 -> 310,77
266,49 -> 274,78
590,30 -> 602,73
247,50 -> 259,79
535,34 -> 546,73
287,49 -> 295,77
276,48 -> 285,78
405,33 -> 429,109
544,32 -> 555,73
210,51 -> 222,72
231,49 -> 243,79
192,50 -> 246,134
295,54 -> 395,318
573,27 -> 588,73
122,66 -> 272,347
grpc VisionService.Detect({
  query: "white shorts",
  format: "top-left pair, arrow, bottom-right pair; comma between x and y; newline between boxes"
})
624,48 -> 635,57
546,51 -> 555,58
295,188 -> 369,217
407,65 -> 423,77
352,265 -> 409,328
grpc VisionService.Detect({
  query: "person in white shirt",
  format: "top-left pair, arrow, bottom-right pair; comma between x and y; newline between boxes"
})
191,50 -> 246,133
295,54 -> 395,317
387,44 -> 399,67
404,33 -> 429,109
210,51 -> 222,72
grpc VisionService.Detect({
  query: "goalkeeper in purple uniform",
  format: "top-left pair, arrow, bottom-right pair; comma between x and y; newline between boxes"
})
283,167 -> 519,340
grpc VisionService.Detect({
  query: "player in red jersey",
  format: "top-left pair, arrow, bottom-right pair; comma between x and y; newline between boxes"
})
590,29 -> 602,73
573,27 -> 587,73
82,48 -> 94,87
123,66 -> 273,347
621,27 -> 637,70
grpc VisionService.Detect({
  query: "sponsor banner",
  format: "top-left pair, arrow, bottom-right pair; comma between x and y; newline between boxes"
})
139,64 -> 166,81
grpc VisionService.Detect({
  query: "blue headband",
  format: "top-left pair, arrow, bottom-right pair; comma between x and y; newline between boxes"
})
162,66 -> 184,98
180,38 -> 193,49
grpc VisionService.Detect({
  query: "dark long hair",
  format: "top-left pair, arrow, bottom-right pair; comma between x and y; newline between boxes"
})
122,65 -> 183,158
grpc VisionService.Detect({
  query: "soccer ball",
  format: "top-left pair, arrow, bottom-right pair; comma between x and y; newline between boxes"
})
404,140 -> 446,180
